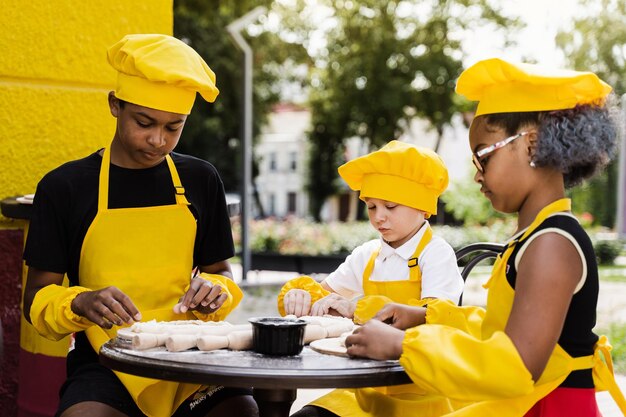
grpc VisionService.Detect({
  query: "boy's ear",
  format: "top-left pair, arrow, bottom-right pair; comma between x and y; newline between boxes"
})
108,91 -> 120,117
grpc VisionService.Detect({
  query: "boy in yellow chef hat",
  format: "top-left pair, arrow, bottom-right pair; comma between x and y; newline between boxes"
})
23,34 -> 257,417
344,58 -> 626,416
280,140 -> 464,417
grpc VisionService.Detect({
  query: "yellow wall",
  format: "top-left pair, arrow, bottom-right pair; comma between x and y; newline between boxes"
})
0,0 -> 173,226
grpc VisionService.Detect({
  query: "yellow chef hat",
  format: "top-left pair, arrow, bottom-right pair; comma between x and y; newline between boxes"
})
107,34 -> 219,114
456,58 -> 611,116
338,141 -> 448,215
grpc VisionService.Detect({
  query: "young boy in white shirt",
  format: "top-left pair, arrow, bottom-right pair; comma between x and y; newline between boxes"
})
279,140 -> 463,321
278,140 -> 463,417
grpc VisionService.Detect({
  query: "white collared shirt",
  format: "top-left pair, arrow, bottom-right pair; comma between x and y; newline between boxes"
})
324,221 -> 464,304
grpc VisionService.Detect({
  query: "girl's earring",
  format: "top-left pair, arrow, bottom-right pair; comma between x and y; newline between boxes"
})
529,160 -> 536,168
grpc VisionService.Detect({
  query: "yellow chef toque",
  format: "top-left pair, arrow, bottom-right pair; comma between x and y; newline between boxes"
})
107,33 -> 219,114
456,58 -> 612,116
338,140 -> 448,215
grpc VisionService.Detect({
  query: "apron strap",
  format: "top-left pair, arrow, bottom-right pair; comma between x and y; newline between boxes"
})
165,155 -> 190,206
98,147 -> 112,212
408,225 -> 432,269
592,335 -> 626,414
98,148 -> 190,211
362,247 -> 381,284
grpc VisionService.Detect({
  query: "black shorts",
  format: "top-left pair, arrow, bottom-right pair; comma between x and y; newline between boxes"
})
57,336 -> 252,417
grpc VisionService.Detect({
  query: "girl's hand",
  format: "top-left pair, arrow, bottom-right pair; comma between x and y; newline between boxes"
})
71,286 -> 141,329
346,319 -> 404,360
311,293 -> 356,318
374,303 -> 426,330
174,276 -> 227,315
283,289 -> 312,317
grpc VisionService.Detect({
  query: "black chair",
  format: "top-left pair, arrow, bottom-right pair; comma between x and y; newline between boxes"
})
455,242 -> 504,305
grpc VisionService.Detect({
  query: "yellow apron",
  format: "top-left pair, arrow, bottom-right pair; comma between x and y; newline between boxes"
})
455,198 -> 626,416
313,225 -> 456,416
79,146 -> 201,417
399,199 -> 626,416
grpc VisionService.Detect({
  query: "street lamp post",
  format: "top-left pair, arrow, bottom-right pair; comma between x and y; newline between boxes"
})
227,6 -> 267,281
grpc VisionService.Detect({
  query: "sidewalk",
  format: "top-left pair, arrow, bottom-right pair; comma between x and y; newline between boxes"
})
229,264 -> 626,416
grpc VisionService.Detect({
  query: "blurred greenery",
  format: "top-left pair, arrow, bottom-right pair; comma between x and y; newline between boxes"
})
556,0 -> 626,228
173,0 -> 624,229
440,167 -> 511,226
288,0 -> 518,219
173,0 -> 306,216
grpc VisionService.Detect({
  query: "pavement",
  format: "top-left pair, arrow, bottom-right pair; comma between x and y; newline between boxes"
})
228,264 -> 626,416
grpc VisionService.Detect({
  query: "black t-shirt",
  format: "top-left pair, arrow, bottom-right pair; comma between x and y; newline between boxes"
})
24,150 -> 235,286
505,214 -> 599,388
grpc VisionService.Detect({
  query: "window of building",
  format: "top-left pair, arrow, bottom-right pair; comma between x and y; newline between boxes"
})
289,151 -> 297,171
287,192 -> 297,214
269,193 -> 276,216
269,152 -> 277,171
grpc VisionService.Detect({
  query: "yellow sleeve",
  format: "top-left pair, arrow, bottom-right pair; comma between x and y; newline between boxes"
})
190,273 -> 243,321
29,284 -> 94,341
276,276 -> 330,316
353,295 -> 394,324
399,324 -> 534,401
419,298 -> 485,337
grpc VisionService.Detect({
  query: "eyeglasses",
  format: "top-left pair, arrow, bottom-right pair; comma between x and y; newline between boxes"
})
472,131 -> 532,173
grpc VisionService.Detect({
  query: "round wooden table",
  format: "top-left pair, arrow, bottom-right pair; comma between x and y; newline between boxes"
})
100,339 -> 411,417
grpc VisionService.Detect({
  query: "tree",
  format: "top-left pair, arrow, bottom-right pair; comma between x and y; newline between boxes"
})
556,0 -> 626,227
173,1 -> 305,216
273,0 -> 516,220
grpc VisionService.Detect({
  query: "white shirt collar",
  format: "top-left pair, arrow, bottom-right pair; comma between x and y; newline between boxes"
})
379,221 -> 429,261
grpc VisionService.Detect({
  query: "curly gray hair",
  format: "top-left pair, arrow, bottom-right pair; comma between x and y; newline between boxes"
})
483,101 -> 620,187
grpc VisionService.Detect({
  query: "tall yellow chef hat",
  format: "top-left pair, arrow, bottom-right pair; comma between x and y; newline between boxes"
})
456,58 -> 611,116
107,34 -> 219,114
338,141 -> 448,215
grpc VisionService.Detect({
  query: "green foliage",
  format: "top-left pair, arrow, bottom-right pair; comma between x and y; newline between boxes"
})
556,0 -> 625,228
273,0 -> 517,220
568,160 -> 619,228
232,218 -> 517,255
173,1 -> 304,193
594,239 -> 624,265
440,169 -> 510,226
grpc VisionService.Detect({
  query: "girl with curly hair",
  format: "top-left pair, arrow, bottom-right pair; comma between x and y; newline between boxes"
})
344,58 -> 626,416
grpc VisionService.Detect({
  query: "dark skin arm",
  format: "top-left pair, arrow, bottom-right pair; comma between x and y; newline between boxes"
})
347,233 -> 581,382
23,267 -> 141,330
173,260 -> 233,315
25,260 -> 234,329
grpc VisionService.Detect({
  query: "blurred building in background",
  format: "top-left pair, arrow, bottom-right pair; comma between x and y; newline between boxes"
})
254,104 -> 470,221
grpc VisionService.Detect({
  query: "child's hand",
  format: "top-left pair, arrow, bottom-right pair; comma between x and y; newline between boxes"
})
174,276 -> 227,315
374,303 -> 426,330
345,319 -> 404,360
311,294 -> 356,318
283,289 -> 312,317
71,286 -> 141,329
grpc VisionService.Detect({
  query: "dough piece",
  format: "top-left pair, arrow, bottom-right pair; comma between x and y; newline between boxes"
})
309,337 -> 349,357
303,324 -> 327,344
131,333 -> 168,350
197,335 -> 230,351
324,322 -> 355,337
227,330 -> 253,351
165,334 -> 199,352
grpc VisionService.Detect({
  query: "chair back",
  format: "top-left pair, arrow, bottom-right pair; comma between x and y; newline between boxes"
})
455,242 -> 504,305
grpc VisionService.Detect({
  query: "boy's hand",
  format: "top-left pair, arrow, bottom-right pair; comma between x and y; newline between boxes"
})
345,319 -> 404,360
311,293 -> 356,318
174,276 -> 227,315
71,286 -> 141,329
283,289 -> 312,317
374,303 -> 426,330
